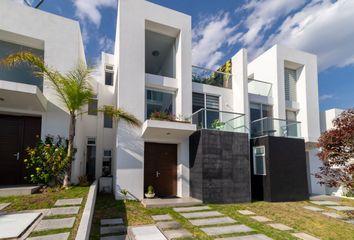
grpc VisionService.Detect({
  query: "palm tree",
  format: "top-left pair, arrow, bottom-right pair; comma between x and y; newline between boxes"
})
0,51 -> 141,187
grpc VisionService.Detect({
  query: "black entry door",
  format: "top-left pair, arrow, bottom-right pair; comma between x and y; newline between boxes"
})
0,115 -> 41,185
144,143 -> 177,197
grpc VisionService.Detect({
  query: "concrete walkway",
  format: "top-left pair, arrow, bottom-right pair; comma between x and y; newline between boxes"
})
152,214 -> 193,239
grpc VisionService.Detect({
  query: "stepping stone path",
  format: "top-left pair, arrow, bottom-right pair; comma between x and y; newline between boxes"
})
29,197 -> 83,239
238,210 -> 256,215
152,213 -> 192,239
250,216 -> 272,222
34,217 -> 75,231
129,225 -> 166,240
321,212 -> 344,219
215,234 -> 273,240
100,218 -> 127,239
200,224 -> 254,236
0,203 -> 10,211
152,214 -> 173,221
291,232 -> 320,240
303,206 -> 324,212
189,217 -> 236,226
327,205 -> 354,211
173,205 -> 210,212
310,201 -> 339,206
267,223 -> 292,231
27,232 -> 70,240
54,198 -> 83,206
45,206 -> 80,216
180,210 -> 223,219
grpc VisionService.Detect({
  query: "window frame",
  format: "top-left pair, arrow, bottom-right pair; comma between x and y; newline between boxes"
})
88,96 -> 98,116
145,88 -> 176,120
105,65 -> 114,86
253,146 -> 266,176
103,112 -> 113,128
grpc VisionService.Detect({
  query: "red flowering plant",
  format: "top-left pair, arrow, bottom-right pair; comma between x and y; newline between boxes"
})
315,109 -> 354,196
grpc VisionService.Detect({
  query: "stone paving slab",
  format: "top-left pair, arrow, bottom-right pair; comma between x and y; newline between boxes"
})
189,217 -> 236,226
321,212 -> 344,219
200,224 -> 254,236
180,211 -> 223,219
163,229 -> 193,239
173,206 -> 211,212
54,198 -> 83,206
34,217 -> 75,232
267,223 -> 293,231
100,235 -> 129,240
156,220 -> 181,229
101,225 -> 127,235
0,212 -> 41,238
152,214 -> 173,221
129,225 -> 167,240
27,232 -> 70,240
215,234 -> 273,240
310,201 -> 339,206
45,206 -> 80,216
237,210 -> 256,215
250,216 -> 272,222
327,205 -> 354,211
291,232 -> 320,240
0,203 -> 10,211
101,218 -> 124,225
303,206 -> 324,212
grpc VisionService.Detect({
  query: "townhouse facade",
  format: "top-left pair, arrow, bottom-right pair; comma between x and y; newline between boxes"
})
0,0 -> 326,203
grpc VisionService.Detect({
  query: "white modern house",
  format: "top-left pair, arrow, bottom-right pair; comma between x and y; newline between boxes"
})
0,0 -> 328,202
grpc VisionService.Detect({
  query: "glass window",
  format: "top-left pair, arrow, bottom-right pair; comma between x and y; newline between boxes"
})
146,89 -> 174,119
284,68 -> 297,101
104,113 -> 113,128
253,146 -> 266,175
88,98 -> 98,116
192,92 -> 220,128
286,110 -> 298,137
86,137 -> 96,180
105,68 -> 114,86
102,150 -> 112,177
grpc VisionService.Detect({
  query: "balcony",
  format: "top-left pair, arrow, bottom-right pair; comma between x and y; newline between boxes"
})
248,78 -> 272,97
250,117 -> 301,138
191,108 -> 246,133
192,66 -> 232,89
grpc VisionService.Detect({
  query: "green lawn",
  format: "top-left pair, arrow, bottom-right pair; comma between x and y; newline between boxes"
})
91,194 -> 354,240
0,186 -> 90,240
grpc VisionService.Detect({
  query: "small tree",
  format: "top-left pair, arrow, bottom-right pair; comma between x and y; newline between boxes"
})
1,51 -> 141,187
315,109 -> 354,195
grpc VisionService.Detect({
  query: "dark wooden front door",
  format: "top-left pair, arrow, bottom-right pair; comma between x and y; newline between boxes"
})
0,115 -> 41,185
144,142 -> 177,197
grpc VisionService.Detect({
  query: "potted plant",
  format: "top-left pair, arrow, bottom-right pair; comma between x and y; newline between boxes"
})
211,119 -> 225,130
145,185 -> 155,198
120,189 -> 129,203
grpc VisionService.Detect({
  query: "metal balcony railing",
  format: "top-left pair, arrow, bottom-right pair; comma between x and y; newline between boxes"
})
248,78 -> 272,97
250,117 -> 301,138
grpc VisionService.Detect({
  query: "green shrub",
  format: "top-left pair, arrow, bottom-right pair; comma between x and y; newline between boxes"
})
24,135 -> 69,185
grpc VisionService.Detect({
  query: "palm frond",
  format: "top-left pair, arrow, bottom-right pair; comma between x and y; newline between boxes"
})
99,106 -> 141,127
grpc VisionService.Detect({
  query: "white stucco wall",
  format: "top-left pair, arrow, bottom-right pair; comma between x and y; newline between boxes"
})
115,0 -> 192,200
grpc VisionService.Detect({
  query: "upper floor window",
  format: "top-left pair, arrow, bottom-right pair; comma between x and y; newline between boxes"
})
104,112 -> 113,128
192,92 -> 220,128
250,103 -> 273,122
102,150 -> 112,177
284,68 -> 297,101
146,89 -> 174,119
88,96 -> 98,116
105,65 -> 114,86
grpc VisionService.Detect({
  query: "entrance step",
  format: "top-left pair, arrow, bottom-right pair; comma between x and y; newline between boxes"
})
27,232 -> 70,240
128,225 -> 167,240
200,224 -> 254,236
100,225 -> 127,235
0,185 -> 40,197
100,235 -> 129,240
142,197 -> 202,208
101,218 -> 124,226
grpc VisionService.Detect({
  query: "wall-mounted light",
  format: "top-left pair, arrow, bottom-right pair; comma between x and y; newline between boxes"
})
152,50 -> 160,57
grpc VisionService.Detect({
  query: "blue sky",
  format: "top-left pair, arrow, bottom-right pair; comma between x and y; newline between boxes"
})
19,0 -> 354,111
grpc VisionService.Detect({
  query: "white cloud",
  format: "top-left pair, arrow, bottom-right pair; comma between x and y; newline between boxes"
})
72,0 -> 117,27
98,35 -> 115,54
259,0 -> 354,70
319,94 -> 334,101
192,12 -> 238,69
